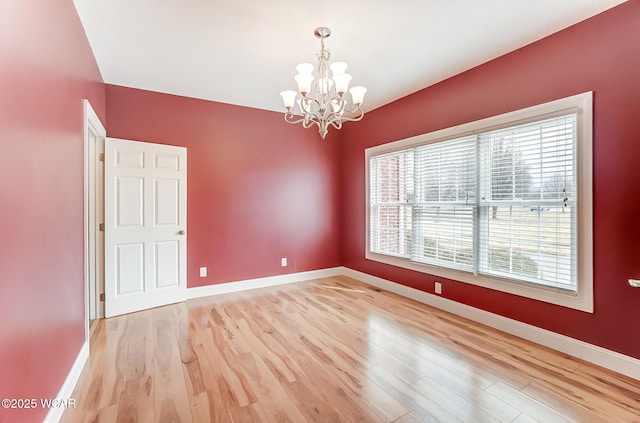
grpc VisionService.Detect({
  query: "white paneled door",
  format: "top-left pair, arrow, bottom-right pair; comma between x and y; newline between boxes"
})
104,138 -> 187,317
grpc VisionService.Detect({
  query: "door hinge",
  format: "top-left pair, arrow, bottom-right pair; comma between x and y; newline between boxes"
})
99,223 -> 104,232
99,153 -> 104,162
99,293 -> 105,302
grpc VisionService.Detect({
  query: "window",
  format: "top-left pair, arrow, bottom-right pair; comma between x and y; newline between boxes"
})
366,93 -> 592,312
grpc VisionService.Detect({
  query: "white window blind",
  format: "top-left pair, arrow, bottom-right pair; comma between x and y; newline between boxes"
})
477,115 -> 577,289
369,150 -> 413,257
413,136 -> 476,271
368,104 -> 586,298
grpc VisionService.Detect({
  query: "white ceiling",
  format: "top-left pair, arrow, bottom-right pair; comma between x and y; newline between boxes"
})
73,0 -> 626,113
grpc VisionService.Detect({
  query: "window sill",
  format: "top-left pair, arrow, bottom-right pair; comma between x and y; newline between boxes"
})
365,250 -> 593,313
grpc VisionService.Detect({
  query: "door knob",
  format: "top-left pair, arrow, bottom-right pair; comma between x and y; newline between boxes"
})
178,230 -> 186,235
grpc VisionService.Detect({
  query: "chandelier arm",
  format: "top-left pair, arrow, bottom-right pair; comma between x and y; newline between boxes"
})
304,109 -> 324,126
284,112 -> 324,135
302,119 -> 317,129
284,113 -> 320,129
323,101 -> 360,126
323,98 -> 347,123
335,107 -> 365,123
300,96 -> 323,115
329,119 -> 344,130
324,113 -> 342,127
283,112 -> 310,125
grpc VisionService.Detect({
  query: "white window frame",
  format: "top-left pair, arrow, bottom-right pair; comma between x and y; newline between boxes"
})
365,92 -> 593,312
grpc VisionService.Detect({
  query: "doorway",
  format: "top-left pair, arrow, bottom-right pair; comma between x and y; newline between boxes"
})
83,103 -> 188,331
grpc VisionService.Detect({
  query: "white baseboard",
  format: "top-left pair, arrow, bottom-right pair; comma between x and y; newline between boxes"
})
340,267 -> 640,381
43,341 -> 89,423
187,267 -> 343,299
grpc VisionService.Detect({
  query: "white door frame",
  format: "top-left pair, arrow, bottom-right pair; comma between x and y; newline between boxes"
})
83,99 -> 106,343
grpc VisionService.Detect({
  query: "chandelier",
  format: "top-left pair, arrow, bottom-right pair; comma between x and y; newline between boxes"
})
280,27 -> 367,139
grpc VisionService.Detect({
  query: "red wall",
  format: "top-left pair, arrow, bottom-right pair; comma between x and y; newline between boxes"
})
339,0 -> 640,359
105,86 -> 341,287
2,4 -> 639,421
0,1 -> 105,422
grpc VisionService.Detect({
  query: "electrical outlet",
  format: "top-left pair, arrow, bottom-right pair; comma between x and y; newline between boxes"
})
435,281 -> 442,295
200,267 -> 207,277
281,258 -> 287,267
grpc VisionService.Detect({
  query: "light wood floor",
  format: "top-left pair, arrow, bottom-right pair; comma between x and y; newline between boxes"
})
62,276 -> 640,423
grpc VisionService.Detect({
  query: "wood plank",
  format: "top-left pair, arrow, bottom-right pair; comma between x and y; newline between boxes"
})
519,381 -> 609,423
189,389 -> 232,423
227,402 -> 270,423
234,350 -> 308,422
484,381 -> 575,423
121,313 -> 154,423
366,365 -> 461,423
152,306 -> 193,423
392,413 -> 427,423
412,375 -> 515,422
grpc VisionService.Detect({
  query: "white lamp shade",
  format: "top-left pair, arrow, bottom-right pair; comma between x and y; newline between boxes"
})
329,61 -> 348,75
295,73 -> 314,94
332,73 -> 352,94
296,63 -> 314,74
280,90 -> 297,109
349,86 -> 367,105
